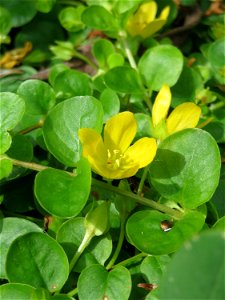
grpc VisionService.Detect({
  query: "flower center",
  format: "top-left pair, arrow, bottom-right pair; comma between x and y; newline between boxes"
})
107,149 -> 126,170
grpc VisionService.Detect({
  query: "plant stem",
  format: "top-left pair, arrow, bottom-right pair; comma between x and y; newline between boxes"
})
112,252 -> 148,269
69,230 -> 93,273
119,31 -> 137,70
6,157 -> 183,219
92,178 -> 183,219
74,50 -> 98,70
18,119 -> 44,135
137,167 -> 149,196
67,287 -> 78,297
106,217 -> 126,270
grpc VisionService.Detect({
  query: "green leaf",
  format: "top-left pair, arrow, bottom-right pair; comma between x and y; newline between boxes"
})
35,158 -> 91,218
212,216 -> 225,231
149,129 -> 221,209
140,255 -> 171,284
208,38 -> 225,84
6,232 -> 69,292
6,135 -> 33,179
107,52 -> 124,68
138,45 -> 183,91
0,217 -> 42,279
159,231 -> 225,299
0,283 -> 36,299
35,0 -> 56,13
1,0 -> 36,27
92,39 -> 115,69
0,92 -> 25,131
59,6 -> 85,32
43,96 -> 103,166
126,210 -> 205,255
52,69 -> 92,100
78,265 -> 131,300
48,64 -> 70,86
100,89 -> 120,122
85,201 -> 110,236
104,66 -> 143,94
171,66 -> 202,106
0,131 -> 11,154
82,5 -> 119,34
17,79 -> 56,115
0,6 -> 12,35
56,217 -> 112,272
0,157 -> 13,180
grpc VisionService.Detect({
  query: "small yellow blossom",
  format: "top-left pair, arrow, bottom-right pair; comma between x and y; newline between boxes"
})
126,1 -> 170,39
151,84 -> 201,140
79,112 -> 157,179
0,42 -> 32,69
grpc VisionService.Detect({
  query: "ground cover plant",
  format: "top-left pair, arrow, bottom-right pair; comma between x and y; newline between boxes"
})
0,0 -> 225,299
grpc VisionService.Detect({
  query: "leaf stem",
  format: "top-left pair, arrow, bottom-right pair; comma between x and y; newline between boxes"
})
92,178 -> 183,219
67,287 -> 78,297
112,252 -> 148,269
119,31 -> 137,70
18,119 -> 44,135
69,230 -> 94,273
137,167 -> 149,196
74,50 -> 98,70
106,217 -> 125,270
5,157 -> 183,219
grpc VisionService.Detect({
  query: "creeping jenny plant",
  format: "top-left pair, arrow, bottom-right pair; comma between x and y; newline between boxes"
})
79,111 -> 157,179
0,0 -> 224,299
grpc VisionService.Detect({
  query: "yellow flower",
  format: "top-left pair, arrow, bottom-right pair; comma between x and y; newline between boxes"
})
126,1 -> 170,39
79,112 -> 157,180
151,85 -> 201,140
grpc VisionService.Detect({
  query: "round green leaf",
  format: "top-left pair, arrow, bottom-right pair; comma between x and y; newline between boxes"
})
0,217 -> 42,279
126,210 -> 205,255
0,92 -> 25,131
0,131 -> 11,154
104,66 -> 143,94
107,52 -> 124,68
138,45 -> 183,91
35,0 -> 56,13
1,0 -> 36,27
208,38 -> 225,84
0,283 -> 36,299
17,79 -> 56,115
0,157 -> 13,180
78,265 -> 131,300
171,66 -> 200,106
6,232 -> 69,292
57,217 -> 112,272
52,69 -> 92,100
100,88 -> 120,122
0,6 -> 12,35
140,255 -> 171,284
212,216 -> 225,231
92,39 -> 115,69
43,96 -> 103,166
35,159 -> 91,218
59,6 -> 85,32
159,231 -> 225,299
48,64 -> 70,86
82,5 -> 119,34
149,129 -> 221,209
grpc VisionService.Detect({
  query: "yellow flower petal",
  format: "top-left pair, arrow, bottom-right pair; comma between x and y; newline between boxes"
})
167,102 -> 201,134
78,128 -> 107,164
125,137 -> 157,168
141,19 -> 167,38
126,1 -> 157,37
152,84 -> 171,127
159,6 -> 170,20
136,1 -> 157,23
104,111 -> 137,153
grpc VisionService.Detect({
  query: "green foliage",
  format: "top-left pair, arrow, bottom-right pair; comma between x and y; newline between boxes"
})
0,0 -> 224,299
